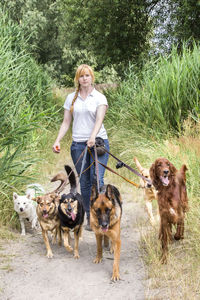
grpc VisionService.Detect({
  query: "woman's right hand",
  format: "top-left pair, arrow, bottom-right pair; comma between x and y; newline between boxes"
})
52,142 -> 60,153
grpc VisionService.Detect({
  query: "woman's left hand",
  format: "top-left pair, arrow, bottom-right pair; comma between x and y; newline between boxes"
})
87,137 -> 95,148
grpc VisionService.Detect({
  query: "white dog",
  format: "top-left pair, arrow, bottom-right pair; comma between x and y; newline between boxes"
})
13,184 -> 45,235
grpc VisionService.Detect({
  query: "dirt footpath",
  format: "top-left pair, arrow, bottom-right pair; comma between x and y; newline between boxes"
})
0,177 -> 149,300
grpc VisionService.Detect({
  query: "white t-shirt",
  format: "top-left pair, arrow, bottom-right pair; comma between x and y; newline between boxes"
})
63,88 -> 108,142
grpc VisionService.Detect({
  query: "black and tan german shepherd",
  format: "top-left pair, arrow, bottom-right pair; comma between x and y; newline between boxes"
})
90,184 -> 122,281
58,165 -> 84,259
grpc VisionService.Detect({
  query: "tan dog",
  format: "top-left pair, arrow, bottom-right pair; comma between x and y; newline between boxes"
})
35,193 -> 61,258
134,157 -> 159,225
34,173 -> 67,258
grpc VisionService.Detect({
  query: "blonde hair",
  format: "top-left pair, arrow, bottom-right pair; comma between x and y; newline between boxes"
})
70,64 -> 95,114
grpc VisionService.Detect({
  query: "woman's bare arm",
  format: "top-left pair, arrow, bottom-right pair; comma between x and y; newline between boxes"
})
87,105 -> 107,148
52,109 -> 72,153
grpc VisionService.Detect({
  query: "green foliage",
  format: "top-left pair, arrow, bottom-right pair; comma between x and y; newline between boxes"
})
1,0 -> 153,85
0,9 -> 59,224
61,0 -> 153,74
105,43 -> 200,136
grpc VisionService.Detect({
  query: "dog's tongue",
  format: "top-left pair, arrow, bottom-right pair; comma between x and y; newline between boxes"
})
71,212 -> 76,221
160,176 -> 169,186
101,227 -> 108,233
43,213 -> 49,218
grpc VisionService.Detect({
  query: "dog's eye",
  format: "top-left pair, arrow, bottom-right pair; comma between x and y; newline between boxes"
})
105,207 -> 111,214
95,208 -> 101,215
40,203 -> 43,207
23,203 -> 26,205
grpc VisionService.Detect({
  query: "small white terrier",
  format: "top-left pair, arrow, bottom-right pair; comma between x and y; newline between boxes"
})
13,184 -> 45,235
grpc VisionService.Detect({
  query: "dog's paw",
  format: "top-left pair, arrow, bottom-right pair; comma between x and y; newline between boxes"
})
93,256 -> 102,264
46,252 -> 53,259
111,272 -> 120,282
74,252 -> 80,259
65,245 -> 73,253
21,232 -> 26,236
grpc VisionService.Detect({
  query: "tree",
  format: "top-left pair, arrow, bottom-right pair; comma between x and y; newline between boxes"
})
61,0 -> 154,72
151,0 -> 200,53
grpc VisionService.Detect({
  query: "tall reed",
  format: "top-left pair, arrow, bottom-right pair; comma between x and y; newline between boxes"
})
0,9 -> 60,224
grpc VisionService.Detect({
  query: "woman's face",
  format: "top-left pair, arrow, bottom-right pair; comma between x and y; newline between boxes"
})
78,69 -> 93,88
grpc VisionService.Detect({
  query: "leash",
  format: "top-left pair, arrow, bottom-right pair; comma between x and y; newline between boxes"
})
94,145 -> 100,193
98,161 -> 141,188
77,145 -> 88,186
98,146 -> 152,184
88,148 -> 141,189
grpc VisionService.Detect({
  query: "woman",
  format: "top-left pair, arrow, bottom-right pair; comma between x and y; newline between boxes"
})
53,64 -> 109,230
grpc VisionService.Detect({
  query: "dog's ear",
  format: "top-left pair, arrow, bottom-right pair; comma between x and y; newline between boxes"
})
13,192 -> 18,201
149,163 -> 155,180
90,184 -> 98,205
169,162 -> 177,176
54,193 -> 61,203
150,162 -> 159,189
50,193 -> 60,202
26,193 -> 32,200
134,157 -> 143,173
105,184 -> 114,199
34,196 -> 42,203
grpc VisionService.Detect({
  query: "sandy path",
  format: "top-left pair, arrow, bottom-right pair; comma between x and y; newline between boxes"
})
0,163 -> 149,300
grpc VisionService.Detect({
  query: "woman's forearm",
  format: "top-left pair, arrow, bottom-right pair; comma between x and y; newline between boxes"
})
53,110 -> 72,152
87,105 -> 107,147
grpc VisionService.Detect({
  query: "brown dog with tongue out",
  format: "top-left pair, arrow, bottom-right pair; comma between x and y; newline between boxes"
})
35,192 -> 62,259
150,157 -> 189,263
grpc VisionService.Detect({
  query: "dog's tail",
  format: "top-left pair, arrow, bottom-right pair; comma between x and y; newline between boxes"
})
64,165 -> 77,194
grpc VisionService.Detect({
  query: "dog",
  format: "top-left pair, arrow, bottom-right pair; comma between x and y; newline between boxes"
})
58,165 -> 85,259
90,183 -> 122,281
150,157 -> 189,263
13,184 -> 44,235
134,157 -> 159,225
33,176 -> 68,258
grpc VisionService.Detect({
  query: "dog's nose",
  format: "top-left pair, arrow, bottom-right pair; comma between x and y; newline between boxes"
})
43,209 -> 47,214
164,169 -> 169,175
67,203 -> 72,211
20,208 -> 23,212
102,221 -> 108,228
147,183 -> 152,188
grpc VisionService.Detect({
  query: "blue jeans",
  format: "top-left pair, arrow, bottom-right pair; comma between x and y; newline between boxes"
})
71,139 -> 109,220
